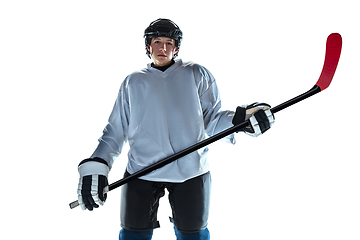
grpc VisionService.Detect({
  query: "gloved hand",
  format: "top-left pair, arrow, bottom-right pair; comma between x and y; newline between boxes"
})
232,103 -> 275,137
77,157 -> 109,211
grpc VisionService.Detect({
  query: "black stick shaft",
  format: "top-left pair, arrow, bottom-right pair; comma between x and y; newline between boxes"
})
271,85 -> 321,114
69,84 -> 322,209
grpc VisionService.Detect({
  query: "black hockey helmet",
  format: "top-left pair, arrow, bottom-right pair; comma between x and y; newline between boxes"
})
144,18 -> 183,58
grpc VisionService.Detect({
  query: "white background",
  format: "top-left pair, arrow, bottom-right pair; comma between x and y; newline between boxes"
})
1,1 -> 359,239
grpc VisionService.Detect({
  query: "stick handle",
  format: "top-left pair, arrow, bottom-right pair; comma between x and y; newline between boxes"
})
69,200 -> 79,209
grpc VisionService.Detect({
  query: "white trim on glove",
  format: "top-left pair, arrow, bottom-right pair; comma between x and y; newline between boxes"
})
78,161 -> 109,177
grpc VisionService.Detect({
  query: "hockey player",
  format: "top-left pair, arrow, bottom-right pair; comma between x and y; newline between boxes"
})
77,18 -> 275,240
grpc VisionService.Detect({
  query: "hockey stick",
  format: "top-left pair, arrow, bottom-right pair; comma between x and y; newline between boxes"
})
69,33 -> 342,209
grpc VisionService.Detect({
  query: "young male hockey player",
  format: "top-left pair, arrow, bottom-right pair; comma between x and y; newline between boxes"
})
77,18 -> 275,240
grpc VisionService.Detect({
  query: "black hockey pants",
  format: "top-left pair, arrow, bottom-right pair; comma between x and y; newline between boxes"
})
119,171 -> 211,239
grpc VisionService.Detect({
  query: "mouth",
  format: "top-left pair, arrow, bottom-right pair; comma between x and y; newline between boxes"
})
157,54 -> 167,57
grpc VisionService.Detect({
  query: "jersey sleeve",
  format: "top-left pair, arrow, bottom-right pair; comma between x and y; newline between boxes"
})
90,78 -> 131,169
194,64 -> 236,144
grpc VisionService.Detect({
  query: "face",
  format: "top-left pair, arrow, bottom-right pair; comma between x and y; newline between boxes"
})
147,37 -> 178,67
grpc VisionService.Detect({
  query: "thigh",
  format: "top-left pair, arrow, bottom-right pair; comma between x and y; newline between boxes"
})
120,171 -> 165,231
167,172 -> 211,233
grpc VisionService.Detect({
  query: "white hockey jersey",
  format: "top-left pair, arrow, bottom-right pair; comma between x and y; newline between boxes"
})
91,59 -> 236,182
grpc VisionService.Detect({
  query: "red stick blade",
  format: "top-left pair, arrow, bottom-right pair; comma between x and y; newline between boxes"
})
316,33 -> 342,91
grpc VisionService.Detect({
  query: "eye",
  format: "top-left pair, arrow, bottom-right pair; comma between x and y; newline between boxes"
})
167,42 -> 173,46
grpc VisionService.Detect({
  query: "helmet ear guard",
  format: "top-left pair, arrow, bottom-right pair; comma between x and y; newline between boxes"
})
144,18 -> 183,59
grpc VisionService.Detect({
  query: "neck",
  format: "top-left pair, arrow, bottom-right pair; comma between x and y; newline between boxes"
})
151,60 -> 175,72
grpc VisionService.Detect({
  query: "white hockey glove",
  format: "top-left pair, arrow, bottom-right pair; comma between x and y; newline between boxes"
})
77,157 -> 109,211
232,103 -> 275,137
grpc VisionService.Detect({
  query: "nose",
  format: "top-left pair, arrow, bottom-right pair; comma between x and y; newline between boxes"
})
159,43 -> 167,51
